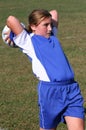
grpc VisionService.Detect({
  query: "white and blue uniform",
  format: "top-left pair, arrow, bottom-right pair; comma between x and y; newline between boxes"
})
13,29 -> 74,82
12,27 -> 84,129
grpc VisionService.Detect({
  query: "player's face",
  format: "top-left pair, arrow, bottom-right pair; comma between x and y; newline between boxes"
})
31,17 -> 52,38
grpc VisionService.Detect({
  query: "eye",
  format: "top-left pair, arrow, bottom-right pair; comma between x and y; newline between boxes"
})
51,22 -> 54,27
44,23 -> 49,27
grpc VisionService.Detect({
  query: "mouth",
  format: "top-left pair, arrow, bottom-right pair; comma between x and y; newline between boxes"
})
46,33 -> 51,38
47,32 -> 51,36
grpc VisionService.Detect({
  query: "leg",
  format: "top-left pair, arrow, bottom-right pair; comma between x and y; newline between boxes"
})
65,116 -> 85,130
40,127 -> 56,130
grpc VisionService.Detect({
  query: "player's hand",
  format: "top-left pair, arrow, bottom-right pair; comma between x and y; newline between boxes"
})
4,30 -> 11,44
4,30 -> 15,47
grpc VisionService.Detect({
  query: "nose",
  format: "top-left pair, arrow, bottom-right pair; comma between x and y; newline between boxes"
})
48,24 -> 52,31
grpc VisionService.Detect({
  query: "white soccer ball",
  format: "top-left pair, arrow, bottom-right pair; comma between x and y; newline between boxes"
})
2,25 -> 16,47
2,23 -> 25,47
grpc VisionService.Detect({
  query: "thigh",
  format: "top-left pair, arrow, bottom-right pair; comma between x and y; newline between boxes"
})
38,82 -> 69,129
65,116 -> 85,130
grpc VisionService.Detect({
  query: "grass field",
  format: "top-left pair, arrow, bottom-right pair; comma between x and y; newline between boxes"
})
0,0 -> 86,129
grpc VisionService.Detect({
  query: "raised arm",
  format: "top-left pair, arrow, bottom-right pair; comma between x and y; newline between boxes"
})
6,15 -> 23,35
49,10 -> 59,28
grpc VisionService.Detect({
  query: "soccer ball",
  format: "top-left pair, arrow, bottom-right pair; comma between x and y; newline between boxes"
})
2,23 -> 25,47
2,25 -> 16,47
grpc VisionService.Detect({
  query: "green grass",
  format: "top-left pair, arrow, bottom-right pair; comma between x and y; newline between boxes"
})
0,0 -> 86,129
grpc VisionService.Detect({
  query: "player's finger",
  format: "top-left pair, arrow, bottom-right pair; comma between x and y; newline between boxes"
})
7,39 -> 11,45
4,30 -> 10,35
5,36 -> 10,41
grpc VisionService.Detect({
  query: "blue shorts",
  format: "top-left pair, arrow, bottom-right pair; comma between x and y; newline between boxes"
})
37,79 -> 84,129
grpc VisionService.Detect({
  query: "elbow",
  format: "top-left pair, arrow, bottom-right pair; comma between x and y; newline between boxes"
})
6,15 -> 15,28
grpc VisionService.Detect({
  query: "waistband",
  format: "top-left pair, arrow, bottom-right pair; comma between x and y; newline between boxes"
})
40,79 -> 76,86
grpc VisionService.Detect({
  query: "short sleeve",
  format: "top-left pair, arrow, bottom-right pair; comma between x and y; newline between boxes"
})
13,30 -> 35,59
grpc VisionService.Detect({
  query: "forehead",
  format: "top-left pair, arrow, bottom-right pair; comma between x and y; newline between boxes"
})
40,17 -> 52,24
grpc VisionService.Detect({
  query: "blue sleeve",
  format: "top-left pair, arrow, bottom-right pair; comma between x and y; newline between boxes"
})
10,31 -> 15,41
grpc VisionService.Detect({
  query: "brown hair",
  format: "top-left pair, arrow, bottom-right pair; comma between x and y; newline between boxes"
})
28,9 -> 51,32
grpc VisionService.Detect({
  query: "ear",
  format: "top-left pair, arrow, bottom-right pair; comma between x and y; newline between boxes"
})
30,25 -> 36,31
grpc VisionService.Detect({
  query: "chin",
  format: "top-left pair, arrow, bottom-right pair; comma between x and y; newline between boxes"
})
46,34 -> 51,38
